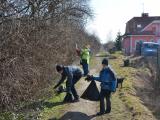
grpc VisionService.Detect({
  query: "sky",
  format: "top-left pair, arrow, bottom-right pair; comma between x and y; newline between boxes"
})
86,0 -> 160,43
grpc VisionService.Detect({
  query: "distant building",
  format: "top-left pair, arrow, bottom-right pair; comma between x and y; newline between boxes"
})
122,13 -> 160,55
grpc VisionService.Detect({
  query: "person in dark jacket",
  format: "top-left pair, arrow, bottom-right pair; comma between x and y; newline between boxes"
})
86,58 -> 117,115
54,65 -> 82,102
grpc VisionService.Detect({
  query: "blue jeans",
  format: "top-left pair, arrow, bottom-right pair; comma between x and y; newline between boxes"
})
81,60 -> 89,76
100,89 -> 111,113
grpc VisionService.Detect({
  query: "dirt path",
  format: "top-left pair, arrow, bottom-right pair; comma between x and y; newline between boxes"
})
58,57 -> 133,120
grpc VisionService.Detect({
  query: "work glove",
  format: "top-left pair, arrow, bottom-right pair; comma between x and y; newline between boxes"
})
85,75 -> 93,81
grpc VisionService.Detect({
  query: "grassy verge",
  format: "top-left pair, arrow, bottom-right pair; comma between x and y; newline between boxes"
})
109,52 -> 155,119
39,93 -> 66,120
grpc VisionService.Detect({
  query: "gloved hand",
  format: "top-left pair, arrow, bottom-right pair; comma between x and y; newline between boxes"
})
85,75 -> 93,81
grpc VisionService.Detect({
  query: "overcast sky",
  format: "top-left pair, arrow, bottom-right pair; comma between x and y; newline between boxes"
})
86,0 -> 160,43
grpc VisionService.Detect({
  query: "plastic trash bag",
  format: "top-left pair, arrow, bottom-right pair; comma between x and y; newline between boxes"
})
81,81 -> 100,101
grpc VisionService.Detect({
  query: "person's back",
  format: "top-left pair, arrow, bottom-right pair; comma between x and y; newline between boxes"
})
64,66 -> 82,76
99,66 -> 117,92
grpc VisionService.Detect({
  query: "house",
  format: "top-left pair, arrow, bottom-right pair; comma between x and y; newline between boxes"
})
122,13 -> 160,55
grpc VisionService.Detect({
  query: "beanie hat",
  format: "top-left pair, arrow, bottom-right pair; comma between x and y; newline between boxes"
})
56,65 -> 63,72
102,58 -> 108,65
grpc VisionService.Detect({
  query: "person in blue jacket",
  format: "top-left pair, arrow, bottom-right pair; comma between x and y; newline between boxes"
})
54,65 -> 82,102
86,58 -> 117,115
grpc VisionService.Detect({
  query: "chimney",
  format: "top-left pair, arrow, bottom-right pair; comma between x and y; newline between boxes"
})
142,13 -> 149,17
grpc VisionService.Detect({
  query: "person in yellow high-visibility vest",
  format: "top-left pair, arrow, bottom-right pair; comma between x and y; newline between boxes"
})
76,44 -> 91,76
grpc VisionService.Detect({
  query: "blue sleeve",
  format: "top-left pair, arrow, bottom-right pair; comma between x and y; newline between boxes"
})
92,76 -> 101,82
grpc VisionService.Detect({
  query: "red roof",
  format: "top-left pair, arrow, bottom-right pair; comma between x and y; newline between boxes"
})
124,13 -> 160,36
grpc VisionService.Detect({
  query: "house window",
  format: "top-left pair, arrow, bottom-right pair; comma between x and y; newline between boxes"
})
137,24 -> 142,28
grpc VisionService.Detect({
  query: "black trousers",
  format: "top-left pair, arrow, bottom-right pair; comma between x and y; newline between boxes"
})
64,73 -> 82,102
100,89 -> 111,113
71,74 -> 82,100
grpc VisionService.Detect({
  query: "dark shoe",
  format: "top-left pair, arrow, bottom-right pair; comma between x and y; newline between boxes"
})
63,97 -> 74,103
96,112 -> 104,116
73,99 -> 80,102
105,110 -> 111,114
63,99 -> 73,103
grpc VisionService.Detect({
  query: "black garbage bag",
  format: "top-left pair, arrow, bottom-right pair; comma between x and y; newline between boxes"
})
81,81 -> 100,101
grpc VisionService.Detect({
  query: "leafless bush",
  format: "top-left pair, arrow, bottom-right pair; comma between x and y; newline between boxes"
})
0,0 -> 101,111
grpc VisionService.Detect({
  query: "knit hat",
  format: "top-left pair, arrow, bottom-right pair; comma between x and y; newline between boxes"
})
102,58 -> 108,65
56,65 -> 63,72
